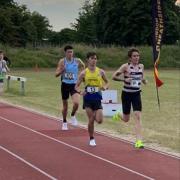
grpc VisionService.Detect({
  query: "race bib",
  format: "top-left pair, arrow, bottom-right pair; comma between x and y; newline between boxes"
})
131,80 -> 141,88
64,72 -> 75,80
86,86 -> 99,93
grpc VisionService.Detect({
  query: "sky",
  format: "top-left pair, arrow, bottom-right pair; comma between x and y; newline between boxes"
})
14,0 -> 85,31
14,0 -> 180,32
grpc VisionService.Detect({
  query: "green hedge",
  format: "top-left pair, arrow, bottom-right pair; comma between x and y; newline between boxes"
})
0,44 -> 179,68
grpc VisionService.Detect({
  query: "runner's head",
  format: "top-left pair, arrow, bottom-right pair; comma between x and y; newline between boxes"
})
86,52 -> 97,67
128,48 -> 140,65
64,45 -> 73,60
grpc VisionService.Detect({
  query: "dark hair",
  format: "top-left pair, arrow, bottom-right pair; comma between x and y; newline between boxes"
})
86,52 -> 97,59
0,50 -> 3,54
128,48 -> 139,58
64,45 -> 73,52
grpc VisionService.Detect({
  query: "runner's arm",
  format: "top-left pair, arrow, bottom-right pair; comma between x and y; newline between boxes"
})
5,65 -> 10,72
75,70 -> 85,93
55,59 -> 65,77
101,69 -> 109,90
4,61 -> 10,72
112,64 -> 126,81
77,58 -> 85,71
141,64 -> 148,84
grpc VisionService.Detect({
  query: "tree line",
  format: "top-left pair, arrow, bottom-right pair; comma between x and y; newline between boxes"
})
74,0 -> 180,46
0,0 -> 179,47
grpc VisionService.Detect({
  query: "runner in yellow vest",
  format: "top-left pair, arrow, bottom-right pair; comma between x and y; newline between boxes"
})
75,52 -> 109,146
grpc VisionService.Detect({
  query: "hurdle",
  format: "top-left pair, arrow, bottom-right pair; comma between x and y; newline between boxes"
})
5,75 -> 27,95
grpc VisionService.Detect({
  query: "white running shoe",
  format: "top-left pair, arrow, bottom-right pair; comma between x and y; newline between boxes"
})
62,122 -> 68,130
71,116 -> 78,126
89,139 -> 96,146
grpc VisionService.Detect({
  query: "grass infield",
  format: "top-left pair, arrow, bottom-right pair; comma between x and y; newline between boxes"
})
1,69 -> 179,153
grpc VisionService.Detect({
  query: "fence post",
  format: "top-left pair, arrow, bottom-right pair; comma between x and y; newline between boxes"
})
21,81 -> 25,95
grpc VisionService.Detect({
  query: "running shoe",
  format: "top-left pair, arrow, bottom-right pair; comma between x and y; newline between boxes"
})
135,140 -> 144,149
62,122 -> 68,130
89,139 -> 96,146
71,116 -> 78,126
112,110 -> 122,121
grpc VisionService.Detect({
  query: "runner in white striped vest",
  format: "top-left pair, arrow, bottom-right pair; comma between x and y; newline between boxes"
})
112,48 -> 147,149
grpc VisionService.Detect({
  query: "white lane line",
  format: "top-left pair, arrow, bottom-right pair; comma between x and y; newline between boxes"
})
0,116 -> 154,180
0,145 -> 57,180
1,101 -> 179,159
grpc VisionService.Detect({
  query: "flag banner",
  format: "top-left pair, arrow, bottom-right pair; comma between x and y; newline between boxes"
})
152,0 -> 164,87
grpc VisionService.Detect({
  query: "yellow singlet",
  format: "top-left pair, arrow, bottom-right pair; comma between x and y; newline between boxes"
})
84,67 -> 103,88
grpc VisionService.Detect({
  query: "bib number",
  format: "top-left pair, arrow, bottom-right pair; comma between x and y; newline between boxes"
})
131,80 -> 141,88
64,72 -> 75,80
86,86 -> 99,93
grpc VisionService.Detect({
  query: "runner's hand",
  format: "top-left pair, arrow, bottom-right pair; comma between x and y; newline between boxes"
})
101,86 -> 108,91
124,78 -> 132,83
142,79 -> 148,84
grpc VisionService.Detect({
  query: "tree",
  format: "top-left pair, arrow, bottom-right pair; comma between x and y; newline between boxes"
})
31,11 -> 51,41
72,0 -> 98,44
163,0 -> 180,44
0,0 -> 13,6
75,0 -> 180,45
0,1 -> 51,47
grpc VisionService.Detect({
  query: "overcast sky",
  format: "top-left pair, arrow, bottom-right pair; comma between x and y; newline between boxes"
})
14,0 -> 85,31
14,0 -> 180,32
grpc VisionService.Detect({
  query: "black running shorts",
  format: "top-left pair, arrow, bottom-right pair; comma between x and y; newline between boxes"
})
121,91 -> 142,114
61,82 -> 78,100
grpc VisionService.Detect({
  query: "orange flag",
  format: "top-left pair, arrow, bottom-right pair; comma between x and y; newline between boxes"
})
152,0 -> 164,87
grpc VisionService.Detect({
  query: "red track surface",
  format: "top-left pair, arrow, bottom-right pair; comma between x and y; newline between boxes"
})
0,102 -> 179,180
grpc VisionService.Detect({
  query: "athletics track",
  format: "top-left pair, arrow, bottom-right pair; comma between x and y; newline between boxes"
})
0,102 -> 179,180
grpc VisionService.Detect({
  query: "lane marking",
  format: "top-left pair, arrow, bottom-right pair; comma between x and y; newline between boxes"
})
1,101 -> 179,159
0,116 -> 154,180
0,145 -> 57,180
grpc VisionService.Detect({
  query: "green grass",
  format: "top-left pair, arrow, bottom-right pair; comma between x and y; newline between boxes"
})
1,69 -> 180,153
1,44 -> 180,68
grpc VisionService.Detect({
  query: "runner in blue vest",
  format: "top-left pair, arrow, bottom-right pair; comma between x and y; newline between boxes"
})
55,45 -> 85,130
